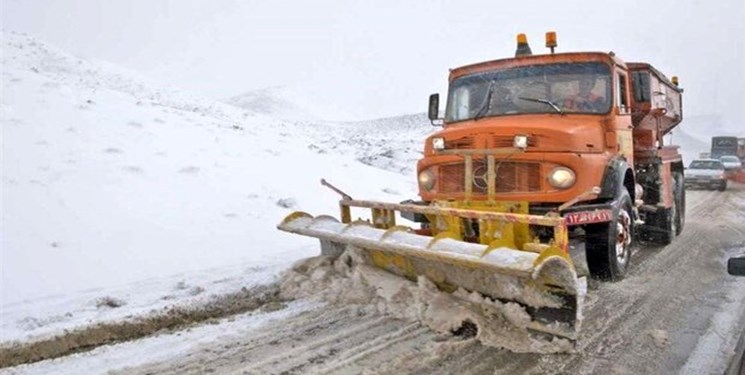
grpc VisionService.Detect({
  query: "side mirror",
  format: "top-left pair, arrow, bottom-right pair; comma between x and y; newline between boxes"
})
728,257 -> 745,276
428,93 -> 441,123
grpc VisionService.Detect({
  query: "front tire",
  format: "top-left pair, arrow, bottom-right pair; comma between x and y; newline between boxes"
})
586,189 -> 633,281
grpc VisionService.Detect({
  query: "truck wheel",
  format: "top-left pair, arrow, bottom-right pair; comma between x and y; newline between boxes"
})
655,195 -> 677,245
718,181 -> 727,192
586,189 -> 633,281
674,172 -> 685,236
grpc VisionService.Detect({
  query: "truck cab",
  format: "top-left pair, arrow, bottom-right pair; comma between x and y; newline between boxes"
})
420,33 -> 685,280
421,52 -> 631,204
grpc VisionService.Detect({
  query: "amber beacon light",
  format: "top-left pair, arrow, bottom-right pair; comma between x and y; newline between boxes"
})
546,31 -> 558,53
515,33 -> 533,57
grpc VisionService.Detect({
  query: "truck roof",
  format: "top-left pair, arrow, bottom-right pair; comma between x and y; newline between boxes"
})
449,51 -> 626,81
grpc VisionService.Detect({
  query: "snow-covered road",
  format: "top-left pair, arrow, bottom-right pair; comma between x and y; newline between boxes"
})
5,186 -> 744,375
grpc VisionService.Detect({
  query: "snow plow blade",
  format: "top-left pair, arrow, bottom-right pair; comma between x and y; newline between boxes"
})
278,200 -> 585,342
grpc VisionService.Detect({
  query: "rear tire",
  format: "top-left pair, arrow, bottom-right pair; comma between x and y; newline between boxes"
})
674,172 -> 685,236
586,189 -> 633,281
646,172 -> 684,245
656,198 -> 676,245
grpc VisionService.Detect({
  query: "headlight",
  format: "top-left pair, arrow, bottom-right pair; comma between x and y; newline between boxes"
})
432,137 -> 445,151
514,135 -> 528,149
418,168 -> 436,191
548,167 -> 576,189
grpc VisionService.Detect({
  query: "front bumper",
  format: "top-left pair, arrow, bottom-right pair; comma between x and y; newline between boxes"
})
401,200 -> 614,226
685,177 -> 726,188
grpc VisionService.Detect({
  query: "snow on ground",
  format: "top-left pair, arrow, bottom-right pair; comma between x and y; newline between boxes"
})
228,89 -> 431,176
0,31 -> 430,343
0,301 -> 321,375
666,127 -> 709,165
226,86 -> 360,122
680,263 -> 745,375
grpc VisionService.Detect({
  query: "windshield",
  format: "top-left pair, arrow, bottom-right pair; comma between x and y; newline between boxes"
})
690,160 -> 724,170
720,156 -> 739,162
713,137 -> 737,147
445,62 -> 612,122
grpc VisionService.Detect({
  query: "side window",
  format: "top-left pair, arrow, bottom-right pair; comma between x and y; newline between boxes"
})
616,73 -> 629,114
631,71 -> 650,102
454,86 -> 470,120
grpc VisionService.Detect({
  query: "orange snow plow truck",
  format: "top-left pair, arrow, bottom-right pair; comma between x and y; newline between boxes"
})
278,33 -> 685,346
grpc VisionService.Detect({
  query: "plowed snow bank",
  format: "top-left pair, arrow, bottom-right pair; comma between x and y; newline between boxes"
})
280,248 -> 574,353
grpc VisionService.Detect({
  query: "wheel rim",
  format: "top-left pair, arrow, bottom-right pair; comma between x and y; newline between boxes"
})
616,209 -> 632,267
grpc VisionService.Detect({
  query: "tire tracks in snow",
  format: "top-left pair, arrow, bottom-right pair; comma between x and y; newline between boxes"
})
12,185 -> 745,374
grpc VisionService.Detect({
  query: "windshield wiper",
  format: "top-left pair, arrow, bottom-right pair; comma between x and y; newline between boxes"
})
518,96 -> 564,114
474,82 -> 496,121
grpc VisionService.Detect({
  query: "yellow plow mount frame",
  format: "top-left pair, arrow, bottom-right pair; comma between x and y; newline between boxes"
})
278,199 -> 583,340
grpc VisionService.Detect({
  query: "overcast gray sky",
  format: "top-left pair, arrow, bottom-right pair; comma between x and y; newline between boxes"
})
3,0 -> 744,126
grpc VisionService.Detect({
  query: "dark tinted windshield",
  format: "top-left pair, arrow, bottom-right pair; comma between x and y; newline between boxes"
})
713,137 -> 737,147
445,62 -> 611,122
689,160 -> 724,170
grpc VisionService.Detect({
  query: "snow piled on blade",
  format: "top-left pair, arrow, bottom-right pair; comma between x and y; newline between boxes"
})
280,249 -> 577,353
0,31 -> 424,343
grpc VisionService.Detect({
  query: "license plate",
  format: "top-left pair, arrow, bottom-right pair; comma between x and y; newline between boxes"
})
565,209 -> 613,225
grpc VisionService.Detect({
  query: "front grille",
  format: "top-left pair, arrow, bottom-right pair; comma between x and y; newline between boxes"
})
490,135 -> 539,148
440,164 -> 466,193
445,137 -> 475,149
439,161 -> 542,194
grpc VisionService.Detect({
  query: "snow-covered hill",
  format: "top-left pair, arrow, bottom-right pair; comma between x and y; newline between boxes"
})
228,88 -> 432,175
666,127 -> 710,165
1,32 -> 429,343
225,87 -> 320,121
265,113 -> 432,176
226,86 -> 368,122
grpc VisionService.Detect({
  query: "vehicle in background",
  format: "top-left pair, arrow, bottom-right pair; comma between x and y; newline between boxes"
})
684,159 -> 727,191
711,136 -> 738,160
719,155 -> 742,171
738,138 -> 745,162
